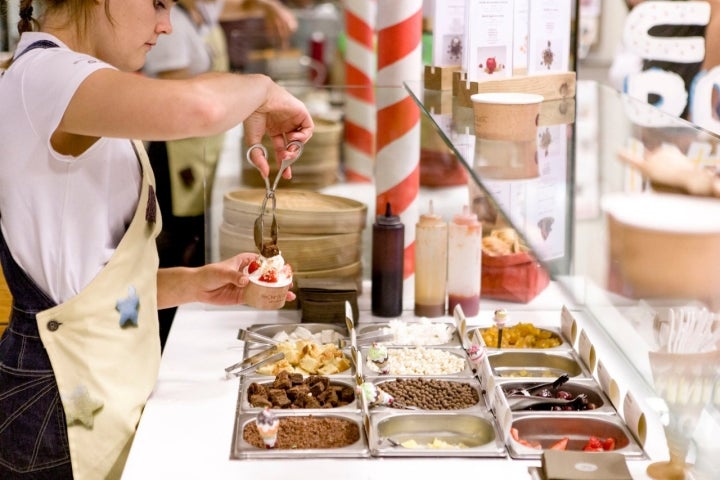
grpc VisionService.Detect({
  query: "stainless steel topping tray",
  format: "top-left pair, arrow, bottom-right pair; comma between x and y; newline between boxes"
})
231,411 -> 369,459
368,411 -> 506,457
244,323 -> 348,347
486,350 -> 592,379
468,325 -> 571,351
370,377 -> 487,412
241,345 -> 355,378
239,375 -> 360,412
356,321 -> 461,348
360,346 -> 473,378
494,378 -> 615,414
506,414 -> 646,460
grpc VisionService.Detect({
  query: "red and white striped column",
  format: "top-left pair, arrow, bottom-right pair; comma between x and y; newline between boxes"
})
343,0 -> 376,183
375,0 -> 423,282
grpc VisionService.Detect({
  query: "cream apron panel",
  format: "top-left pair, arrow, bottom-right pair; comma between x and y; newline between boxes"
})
36,140 -> 163,480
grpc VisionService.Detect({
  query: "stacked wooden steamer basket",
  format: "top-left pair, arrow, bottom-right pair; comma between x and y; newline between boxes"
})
220,189 -> 367,293
229,314 -> 647,460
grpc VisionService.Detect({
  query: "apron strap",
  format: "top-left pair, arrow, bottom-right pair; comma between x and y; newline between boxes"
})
14,39 -> 59,61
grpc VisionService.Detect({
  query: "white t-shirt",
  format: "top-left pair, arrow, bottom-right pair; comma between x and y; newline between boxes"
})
0,32 -> 141,303
143,7 -> 212,78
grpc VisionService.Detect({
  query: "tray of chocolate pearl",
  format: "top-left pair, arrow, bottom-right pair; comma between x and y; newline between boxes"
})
370,377 -> 486,412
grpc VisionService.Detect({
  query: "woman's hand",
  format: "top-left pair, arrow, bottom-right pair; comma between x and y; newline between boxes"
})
156,252 -> 296,309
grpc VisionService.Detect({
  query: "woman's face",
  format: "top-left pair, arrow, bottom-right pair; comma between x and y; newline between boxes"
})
92,0 -> 174,71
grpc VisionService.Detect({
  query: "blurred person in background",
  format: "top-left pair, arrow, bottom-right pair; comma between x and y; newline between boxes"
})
143,0 -> 232,349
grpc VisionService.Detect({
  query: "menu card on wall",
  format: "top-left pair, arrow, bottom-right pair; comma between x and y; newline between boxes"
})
432,0 -> 466,67
527,0 -> 571,74
513,0 -> 529,75
464,0 -> 515,82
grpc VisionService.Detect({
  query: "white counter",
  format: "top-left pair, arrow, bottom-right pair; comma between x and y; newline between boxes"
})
121,282 -> 667,480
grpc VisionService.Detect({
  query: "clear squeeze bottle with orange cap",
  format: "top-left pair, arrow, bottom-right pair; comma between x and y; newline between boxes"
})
414,200 -> 448,317
371,202 -> 404,317
447,205 -> 482,316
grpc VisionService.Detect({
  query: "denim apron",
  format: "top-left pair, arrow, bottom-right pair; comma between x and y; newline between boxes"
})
0,140 -> 162,479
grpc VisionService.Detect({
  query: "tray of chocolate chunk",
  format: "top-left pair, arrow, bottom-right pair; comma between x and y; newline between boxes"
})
240,371 -> 359,411
368,411 -> 506,457
231,410 -> 369,459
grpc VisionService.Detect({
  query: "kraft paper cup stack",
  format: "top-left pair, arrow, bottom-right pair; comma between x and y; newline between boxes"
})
470,92 -> 543,142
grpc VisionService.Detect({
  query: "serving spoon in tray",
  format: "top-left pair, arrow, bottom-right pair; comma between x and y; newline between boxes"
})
507,393 -> 588,411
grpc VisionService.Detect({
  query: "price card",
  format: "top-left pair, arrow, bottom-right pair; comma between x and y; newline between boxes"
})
433,0 -> 466,67
623,391 -> 648,446
560,305 -> 578,346
464,0 -> 514,82
480,356 -> 495,395
597,360 -> 621,408
527,0 -> 571,74
492,385 -> 512,439
512,0 -> 529,75
578,329 -> 597,373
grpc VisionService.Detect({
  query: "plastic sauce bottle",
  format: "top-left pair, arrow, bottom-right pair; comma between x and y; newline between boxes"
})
414,200 -> 448,317
371,203 -> 404,317
447,205 -> 482,316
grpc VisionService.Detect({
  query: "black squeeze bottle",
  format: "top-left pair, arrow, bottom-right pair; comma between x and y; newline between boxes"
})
371,203 -> 405,317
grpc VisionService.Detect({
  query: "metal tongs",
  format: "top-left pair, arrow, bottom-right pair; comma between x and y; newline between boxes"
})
245,140 -> 304,255
224,345 -> 285,379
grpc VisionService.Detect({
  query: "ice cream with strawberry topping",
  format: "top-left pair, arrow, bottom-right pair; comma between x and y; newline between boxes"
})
243,251 -> 293,309
246,252 -> 293,287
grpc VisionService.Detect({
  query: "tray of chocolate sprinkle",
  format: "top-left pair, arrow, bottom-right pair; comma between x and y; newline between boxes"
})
231,409 -> 369,459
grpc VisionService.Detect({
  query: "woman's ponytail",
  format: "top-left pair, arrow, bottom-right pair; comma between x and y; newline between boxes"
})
18,0 -> 38,34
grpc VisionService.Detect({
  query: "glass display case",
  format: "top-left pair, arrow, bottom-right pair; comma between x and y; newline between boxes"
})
406,79 -> 720,479
205,79 -> 720,477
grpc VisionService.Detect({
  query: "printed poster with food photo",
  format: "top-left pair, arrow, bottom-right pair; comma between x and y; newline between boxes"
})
465,0 -> 514,82
432,0 -> 466,67
527,0 -> 571,74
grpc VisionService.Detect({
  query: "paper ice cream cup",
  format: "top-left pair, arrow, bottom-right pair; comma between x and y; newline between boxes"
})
243,266 -> 292,310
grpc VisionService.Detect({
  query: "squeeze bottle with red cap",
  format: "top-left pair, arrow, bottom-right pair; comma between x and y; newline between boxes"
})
414,200 -> 447,317
447,205 -> 482,316
371,203 -> 404,317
